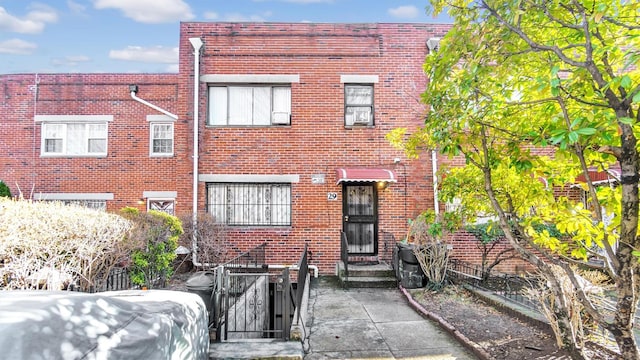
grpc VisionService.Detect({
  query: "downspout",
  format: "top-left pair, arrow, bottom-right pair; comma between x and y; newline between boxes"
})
189,37 -> 204,267
426,37 -> 441,216
432,150 -> 439,216
129,85 -> 178,120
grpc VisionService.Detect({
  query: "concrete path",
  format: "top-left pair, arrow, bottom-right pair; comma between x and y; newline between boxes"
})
303,279 -> 477,359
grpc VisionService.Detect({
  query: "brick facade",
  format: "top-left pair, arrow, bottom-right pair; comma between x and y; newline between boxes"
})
1,23 -> 464,275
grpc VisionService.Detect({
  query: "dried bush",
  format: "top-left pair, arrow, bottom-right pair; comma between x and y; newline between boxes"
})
0,198 -> 134,290
408,210 -> 461,289
178,212 -> 231,269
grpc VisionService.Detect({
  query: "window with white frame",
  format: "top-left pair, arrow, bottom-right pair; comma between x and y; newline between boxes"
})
206,183 -> 291,226
150,122 -> 174,156
345,84 -> 374,126
36,115 -> 111,157
208,85 -> 291,126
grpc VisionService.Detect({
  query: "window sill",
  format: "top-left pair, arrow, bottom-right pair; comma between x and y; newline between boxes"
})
40,154 -> 107,158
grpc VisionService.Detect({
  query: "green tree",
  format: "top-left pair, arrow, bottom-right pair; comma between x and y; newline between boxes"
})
389,1 -> 639,358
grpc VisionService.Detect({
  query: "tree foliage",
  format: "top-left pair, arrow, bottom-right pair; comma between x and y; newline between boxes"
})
389,1 -> 639,358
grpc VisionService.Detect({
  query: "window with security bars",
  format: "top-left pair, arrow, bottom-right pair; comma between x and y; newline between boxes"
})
42,123 -> 107,156
45,199 -> 107,211
150,123 -> 174,156
206,183 -> 291,226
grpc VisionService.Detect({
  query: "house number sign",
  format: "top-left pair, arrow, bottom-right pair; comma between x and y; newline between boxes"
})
327,192 -> 338,201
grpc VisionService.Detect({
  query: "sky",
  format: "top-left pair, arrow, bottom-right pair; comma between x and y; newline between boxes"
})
0,1 -> 452,74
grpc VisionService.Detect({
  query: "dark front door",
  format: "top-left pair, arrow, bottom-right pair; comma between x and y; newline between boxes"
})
343,184 -> 378,255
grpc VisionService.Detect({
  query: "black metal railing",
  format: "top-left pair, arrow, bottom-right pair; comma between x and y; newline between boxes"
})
70,267 -> 133,293
447,258 -> 539,310
489,274 -> 540,310
447,258 -> 484,284
213,242 -> 301,342
224,242 -> 267,272
294,244 -> 309,324
340,231 -> 349,280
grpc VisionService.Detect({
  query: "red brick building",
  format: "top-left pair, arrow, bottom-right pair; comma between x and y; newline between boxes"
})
0,22 -> 452,275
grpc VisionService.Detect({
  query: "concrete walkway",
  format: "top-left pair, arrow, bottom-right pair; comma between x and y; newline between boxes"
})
303,278 -> 477,359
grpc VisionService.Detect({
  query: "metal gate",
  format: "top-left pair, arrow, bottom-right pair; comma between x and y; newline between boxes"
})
213,267 -> 292,341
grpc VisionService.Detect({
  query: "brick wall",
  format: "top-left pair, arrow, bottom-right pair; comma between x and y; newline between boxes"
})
178,23 -> 452,274
0,73 -> 184,211
0,23 -> 454,276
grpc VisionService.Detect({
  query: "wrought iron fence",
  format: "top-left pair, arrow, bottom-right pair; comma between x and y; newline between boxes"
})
294,244 -> 309,324
224,242 -> 267,272
340,231 -> 349,280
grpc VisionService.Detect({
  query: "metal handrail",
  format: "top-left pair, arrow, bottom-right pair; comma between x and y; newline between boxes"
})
295,244 -> 309,323
340,231 -> 349,280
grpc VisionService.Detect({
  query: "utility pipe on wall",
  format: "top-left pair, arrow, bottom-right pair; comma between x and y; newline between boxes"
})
189,37 -> 205,267
129,85 -> 178,120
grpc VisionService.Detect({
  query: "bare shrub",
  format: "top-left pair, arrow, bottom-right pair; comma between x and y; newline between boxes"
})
526,266 -> 612,352
178,212 -> 231,269
0,198 -> 135,290
408,210 -> 460,289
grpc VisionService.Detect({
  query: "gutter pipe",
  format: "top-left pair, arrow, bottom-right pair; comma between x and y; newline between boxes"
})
129,87 -> 178,120
188,37 -> 206,267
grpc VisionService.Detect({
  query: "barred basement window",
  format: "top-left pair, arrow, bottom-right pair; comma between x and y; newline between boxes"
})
45,199 -> 107,211
206,183 -> 291,226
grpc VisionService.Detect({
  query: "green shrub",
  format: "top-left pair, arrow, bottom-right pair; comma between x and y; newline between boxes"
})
0,181 -> 11,198
121,208 -> 182,288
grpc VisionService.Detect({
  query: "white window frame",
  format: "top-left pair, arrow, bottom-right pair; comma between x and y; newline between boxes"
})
148,115 -> 175,157
344,84 -> 374,127
208,85 -> 291,126
35,115 -> 112,157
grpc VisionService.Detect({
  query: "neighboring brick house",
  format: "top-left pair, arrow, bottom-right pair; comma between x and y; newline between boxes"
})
0,22 -> 453,275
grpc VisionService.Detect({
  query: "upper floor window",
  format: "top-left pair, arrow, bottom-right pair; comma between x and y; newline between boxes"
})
345,84 -> 374,126
35,115 -> 112,157
148,115 -> 175,157
208,85 -> 291,126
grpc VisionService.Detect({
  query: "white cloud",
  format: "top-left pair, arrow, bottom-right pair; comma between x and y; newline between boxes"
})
281,0 -> 333,2
0,4 -> 58,34
67,0 -> 87,15
109,45 -> 179,64
0,38 -> 37,54
165,64 -> 179,73
50,55 -> 91,67
388,5 -> 420,19
222,11 -> 271,22
93,0 -> 194,23
203,11 -> 218,20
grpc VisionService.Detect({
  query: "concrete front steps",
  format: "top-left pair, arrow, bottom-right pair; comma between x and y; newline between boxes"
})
336,261 -> 397,288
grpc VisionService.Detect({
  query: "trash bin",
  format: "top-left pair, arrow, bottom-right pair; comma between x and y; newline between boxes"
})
396,243 -> 425,289
185,271 -> 216,322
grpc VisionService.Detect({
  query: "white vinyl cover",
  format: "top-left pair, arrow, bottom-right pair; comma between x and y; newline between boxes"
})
0,290 -> 209,360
